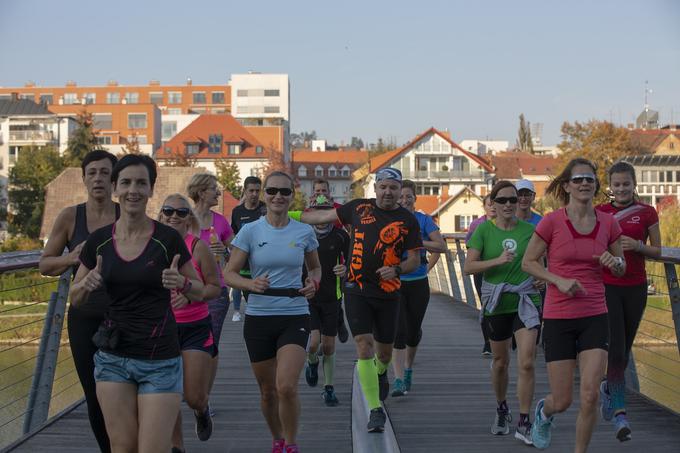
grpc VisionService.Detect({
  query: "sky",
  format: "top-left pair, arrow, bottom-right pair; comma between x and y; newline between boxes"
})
1,0 -> 679,147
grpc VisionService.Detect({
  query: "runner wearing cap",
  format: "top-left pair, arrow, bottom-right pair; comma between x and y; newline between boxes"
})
302,194 -> 350,406
300,167 -> 422,433
515,180 -> 543,226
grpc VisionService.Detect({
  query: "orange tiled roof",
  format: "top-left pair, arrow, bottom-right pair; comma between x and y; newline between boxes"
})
293,150 -> 369,164
246,126 -> 284,152
491,152 -> 557,179
369,127 -> 493,173
629,129 -> 678,152
415,195 -> 450,216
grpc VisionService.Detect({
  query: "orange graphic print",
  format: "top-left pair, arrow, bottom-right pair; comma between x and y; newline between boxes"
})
374,221 -> 409,293
348,230 -> 365,289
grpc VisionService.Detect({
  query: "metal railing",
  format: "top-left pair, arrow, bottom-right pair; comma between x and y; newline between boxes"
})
429,234 -> 680,415
0,251 -> 81,450
8,131 -> 56,142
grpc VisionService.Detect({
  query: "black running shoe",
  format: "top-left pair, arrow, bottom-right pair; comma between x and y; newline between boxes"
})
305,361 -> 319,387
194,406 -> 213,441
378,370 -> 389,401
367,407 -> 386,433
322,385 -> 340,406
338,321 -> 349,343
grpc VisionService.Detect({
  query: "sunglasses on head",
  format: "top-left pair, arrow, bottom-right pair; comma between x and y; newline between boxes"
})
494,196 -> 518,205
265,187 -> 293,196
570,174 -> 596,184
161,206 -> 191,218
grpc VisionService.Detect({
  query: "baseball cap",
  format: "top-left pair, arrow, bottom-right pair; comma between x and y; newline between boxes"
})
375,168 -> 402,183
515,179 -> 535,193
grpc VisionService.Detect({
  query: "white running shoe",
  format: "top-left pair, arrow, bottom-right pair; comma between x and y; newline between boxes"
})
232,312 -> 242,322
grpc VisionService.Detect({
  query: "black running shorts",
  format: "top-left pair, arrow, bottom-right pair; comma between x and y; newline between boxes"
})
344,293 -> 400,344
243,314 -> 310,363
309,298 -> 340,337
543,313 -> 609,362
177,316 -> 218,358
483,312 -> 540,342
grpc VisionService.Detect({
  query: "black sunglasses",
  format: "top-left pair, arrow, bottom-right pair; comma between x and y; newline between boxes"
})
161,206 -> 191,218
494,196 -> 518,205
570,175 -> 596,184
265,187 -> 293,196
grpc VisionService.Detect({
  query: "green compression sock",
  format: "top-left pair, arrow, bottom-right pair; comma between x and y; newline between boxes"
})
374,355 -> 390,375
357,358 -> 380,409
307,352 -> 319,364
323,353 -> 336,386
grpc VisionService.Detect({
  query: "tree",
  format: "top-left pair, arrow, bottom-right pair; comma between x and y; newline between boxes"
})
557,120 -> 637,202
64,110 -> 98,166
368,137 -> 397,159
119,133 -> 141,157
215,159 -> 242,199
290,130 -> 317,148
8,145 -> 65,238
517,113 -> 534,153
290,189 -> 307,211
163,150 -> 197,167
350,136 -> 364,149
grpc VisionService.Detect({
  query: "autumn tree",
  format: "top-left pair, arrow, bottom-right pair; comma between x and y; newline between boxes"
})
215,159 -> 242,199
119,133 -> 141,157
163,149 -> 197,167
64,110 -> 99,166
517,113 -> 534,153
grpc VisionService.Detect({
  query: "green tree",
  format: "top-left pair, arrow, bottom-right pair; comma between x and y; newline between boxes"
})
8,145 -> 65,238
64,110 -> 98,166
517,113 -> 534,153
350,136 -> 365,149
290,188 -> 307,211
215,159 -> 242,199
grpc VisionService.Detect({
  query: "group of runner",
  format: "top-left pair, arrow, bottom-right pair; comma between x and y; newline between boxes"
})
39,149 -> 659,453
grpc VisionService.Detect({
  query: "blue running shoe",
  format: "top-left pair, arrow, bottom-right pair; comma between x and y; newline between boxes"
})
403,368 -> 413,392
614,414 -> 631,442
531,399 -> 554,450
391,378 -> 406,397
599,380 -> 614,421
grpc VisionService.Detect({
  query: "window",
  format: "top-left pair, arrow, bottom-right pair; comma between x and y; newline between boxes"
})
264,89 -> 280,96
96,136 -> 112,145
208,134 -> 222,153
128,113 -> 147,129
454,215 -> 475,232
127,135 -> 147,145
124,92 -> 139,104
328,166 -> 337,177
83,93 -> 96,104
667,171 -> 674,182
168,92 -> 182,104
21,93 -> 35,102
341,165 -> 350,177
193,92 -> 206,104
315,166 -> 324,177
237,89 -> 249,96
186,144 -> 199,155
0,94 -> 11,101
149,92 -> 163,104
162,121 -> 177,141
39,94 -> 53,105
93,114 -> 113,130
63,93 -> 77,104
256,146 -> 263,154
264,106 -> 280,113
164,146 -> 171,154
9,147 -> 18,164
228,144 -> 241,155
167,108 -> 181,115
298,166 -> 307,177
212,92 -> 225,104
106,92 -> 120,104
670,142 -> 675,149
189,108 -> 206,114
211,108 -> 226,113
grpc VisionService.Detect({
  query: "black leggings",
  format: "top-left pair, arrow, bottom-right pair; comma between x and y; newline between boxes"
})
394,278 -> 430,349
474,273 -> 491,345
67,306 -> 110,453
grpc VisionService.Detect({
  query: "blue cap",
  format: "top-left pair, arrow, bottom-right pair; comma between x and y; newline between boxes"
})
375,168 -> 402,183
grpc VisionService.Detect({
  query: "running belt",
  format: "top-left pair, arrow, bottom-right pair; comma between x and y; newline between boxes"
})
260,288 -> 302,298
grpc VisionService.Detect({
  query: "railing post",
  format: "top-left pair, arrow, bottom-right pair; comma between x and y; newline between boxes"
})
22,268 -> 70,434
454,239 -> 476,307
663,262 -> 680,356
444,249 -> 463,303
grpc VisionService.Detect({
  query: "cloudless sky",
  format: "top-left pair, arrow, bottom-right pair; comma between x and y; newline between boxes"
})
1,0 -> 679,147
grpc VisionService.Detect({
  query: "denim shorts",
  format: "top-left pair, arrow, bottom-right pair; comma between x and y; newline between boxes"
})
93,350 -> 183,394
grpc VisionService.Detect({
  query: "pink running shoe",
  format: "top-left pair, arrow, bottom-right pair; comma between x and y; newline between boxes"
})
272,439 -> 285,453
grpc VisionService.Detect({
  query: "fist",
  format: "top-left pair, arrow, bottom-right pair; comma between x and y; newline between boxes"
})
333,264 -> 347,277
83,255 -> 104,292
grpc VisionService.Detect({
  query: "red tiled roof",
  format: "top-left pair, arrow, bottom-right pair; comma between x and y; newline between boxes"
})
369,127 -> 493,173
629,129 -> 679,152
414,195 -> 450,215
293,150 -> 369,164
491,152 -> 557,179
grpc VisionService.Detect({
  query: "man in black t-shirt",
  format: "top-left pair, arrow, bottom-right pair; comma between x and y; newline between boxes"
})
301,168 -> 422,433
229,176 -> 267,318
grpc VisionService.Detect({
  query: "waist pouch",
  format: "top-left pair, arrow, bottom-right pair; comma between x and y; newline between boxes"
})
260,287 -> 301,298
92,319 -> 120,350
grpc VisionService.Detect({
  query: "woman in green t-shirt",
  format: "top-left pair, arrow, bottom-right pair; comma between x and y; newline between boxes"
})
464,180 -> 542,446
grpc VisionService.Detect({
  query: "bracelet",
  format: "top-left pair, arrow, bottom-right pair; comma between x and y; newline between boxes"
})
180,277 -> 192,295
637,240 -> 643,252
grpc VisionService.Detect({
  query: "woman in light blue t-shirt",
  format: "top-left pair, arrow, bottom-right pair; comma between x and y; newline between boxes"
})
224,171 -> 321,453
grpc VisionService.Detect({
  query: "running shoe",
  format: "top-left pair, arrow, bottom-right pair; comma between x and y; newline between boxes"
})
272,438 -> 285,453
531,399 -> 554,450
378,370 -> 389,401
403,368 -> 413,392
284,444 -> 299,453
232,311 -> 242,322
599,380 -> 614,421
491,407 -> 512,435
367,407 -> 386,433
391,378 -> 406,397
614,414 -> 632,442
171,448 -> 185,453
208,401 -> 215,417
514,422 -> 533,445
322,385 -> 340,406
194,406 -> 213,441
482,342 -> 492,356
305,361 -> 319,387
338,321 -> 349,343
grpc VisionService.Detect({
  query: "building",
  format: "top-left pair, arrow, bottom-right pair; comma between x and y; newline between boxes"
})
489,152 -> 558,197
365,127 -> 494,198
629,128 -> 680,154
292,149 -> 369,203
459,139 -> 509,156
430,187 -> 484,234
623,152 -> 680,208
161,113 -> 200,143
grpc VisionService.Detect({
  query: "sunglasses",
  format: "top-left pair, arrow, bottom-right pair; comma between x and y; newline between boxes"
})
161,206 -> 191,218
494,196 -> 518,205
570,174 -> 596,184
264,187 -> 293,196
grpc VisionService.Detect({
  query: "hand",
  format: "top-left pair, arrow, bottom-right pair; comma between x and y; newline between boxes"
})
249,274 -> 270,293
496,249 -> 515,265
532,279 -> 546,291
333,264 -> 347,277
555,277 -> 586,297
593,252 -> 623,272
67,242 -> 85,266
620,235 -> 640,252
209,241 -> 226,257
170,290 -> 189,310
82,255 -> 104,292
299,277 -> 318,299
376,266 -> 398,280
162,255 -> 183,290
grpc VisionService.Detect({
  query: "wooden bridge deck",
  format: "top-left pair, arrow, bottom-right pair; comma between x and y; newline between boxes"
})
9,294 -> 680,452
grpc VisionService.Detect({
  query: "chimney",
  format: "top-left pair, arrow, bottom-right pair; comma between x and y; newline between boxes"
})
66,80 -> 77,87
441,128 -> 451,139
149,79 -> 160,86
24,81 -> 36,87
107,80 -> 119,86
11,92 -> 19,101
186,77 -> 192,86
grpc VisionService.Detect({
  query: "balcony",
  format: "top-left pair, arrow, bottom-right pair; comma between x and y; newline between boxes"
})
401,169 -> 485,180
9,130 -> 56,143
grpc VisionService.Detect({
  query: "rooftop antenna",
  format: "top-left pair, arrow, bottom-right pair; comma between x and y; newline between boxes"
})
644,80 -> 652,128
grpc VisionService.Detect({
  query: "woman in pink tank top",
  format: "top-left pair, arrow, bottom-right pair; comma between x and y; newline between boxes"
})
159,194 -> 221,451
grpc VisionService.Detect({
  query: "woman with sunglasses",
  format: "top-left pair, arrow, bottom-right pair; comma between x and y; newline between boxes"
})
157,194 -> 221,452
522,158 -> 625,452
224,171 -> 321,453
464,180 -> 542,445
69,155 -> 207,453
596,161 -> 661,442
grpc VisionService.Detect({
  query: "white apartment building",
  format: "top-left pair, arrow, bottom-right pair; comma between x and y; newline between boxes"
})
459,139 -> 509,156
161,113 -> 200,143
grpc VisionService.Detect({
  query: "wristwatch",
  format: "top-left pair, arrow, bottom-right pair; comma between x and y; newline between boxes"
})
393,265 -> 402,276
613,257 -> 624,269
